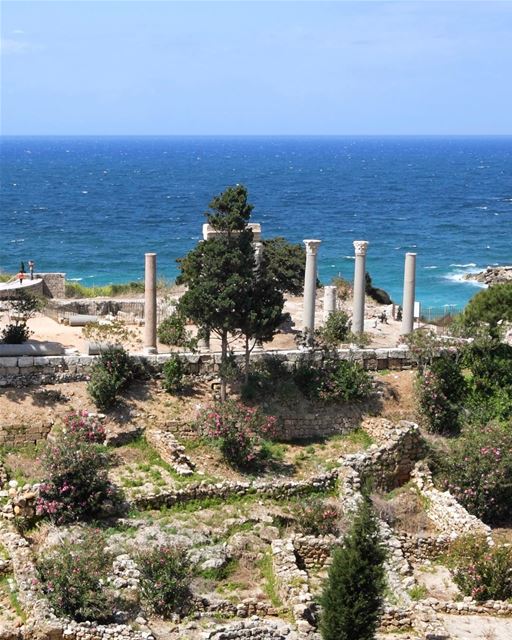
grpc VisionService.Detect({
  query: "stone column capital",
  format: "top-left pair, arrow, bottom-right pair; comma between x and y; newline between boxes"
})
353,240 -> 369,257
303,239 -> 321,256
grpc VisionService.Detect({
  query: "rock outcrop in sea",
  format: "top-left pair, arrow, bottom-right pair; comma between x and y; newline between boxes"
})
463,265 -> 512,286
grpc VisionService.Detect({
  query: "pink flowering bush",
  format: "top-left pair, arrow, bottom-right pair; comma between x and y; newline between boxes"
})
294,497 -> 343,537
416,354 -> 466,434
64,410 -> 106,444
440,423 -> 512,524
37,432 -> 122,524
36,530 -> 116,621
136,545 -> 192,618
449,535 -> 512,602
197,400 -> 277,468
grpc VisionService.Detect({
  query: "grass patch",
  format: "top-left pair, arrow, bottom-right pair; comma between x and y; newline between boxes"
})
408,584 -> 428,601
258,551 -> 283,608
345,428 -> 374,449
0,575 -> 26,621
199,558 -> 239,582
65,281 -> 145,298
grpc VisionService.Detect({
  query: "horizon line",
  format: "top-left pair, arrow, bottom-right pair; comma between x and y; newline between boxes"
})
2,133 -> 512,138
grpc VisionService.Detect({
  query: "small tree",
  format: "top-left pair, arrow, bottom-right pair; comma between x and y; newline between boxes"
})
459,282 -> 512,337
320,497 -> 386,640
261,237 -> 306,296
1,291 -> 42,344
318,310 -> 350,347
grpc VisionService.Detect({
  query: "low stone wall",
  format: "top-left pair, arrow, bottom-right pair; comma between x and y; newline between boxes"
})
131,470 -> 338,512
292,535 -> 336,570
397,532 -> 451,563
37,273 -> 66,299
203,618 -> 300,640
411,462 -> 491,540
0,346 -> 415,389
145,429 -> 196,476
342,421 -> 426,492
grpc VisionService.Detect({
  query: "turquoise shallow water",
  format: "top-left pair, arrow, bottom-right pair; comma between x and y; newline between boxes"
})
1,136 -> 511,309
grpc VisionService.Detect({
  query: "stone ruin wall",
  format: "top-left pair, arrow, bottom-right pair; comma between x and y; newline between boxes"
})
0,347 -> 415,446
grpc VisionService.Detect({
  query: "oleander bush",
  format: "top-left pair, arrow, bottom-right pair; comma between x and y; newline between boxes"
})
37,432 -> 121,524
162,355 -> 184,393
294,497 -> 343,537
157,311 -> 197,350
448,535 -> 512,602
416,354 -> 466,435
136,545 -> 192,618
439,422 -> 512,525
197,400 -> 277,468
87,346 -> 134,409
36,530 -> 116,622
63,410 -> 106,443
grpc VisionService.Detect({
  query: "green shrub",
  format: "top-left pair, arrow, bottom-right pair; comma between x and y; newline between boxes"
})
36,530 -> 116,622
87,346 -> 133,409
318,311 -> 350,347
157,312 -> 196,349
137,545 -> 192,618
0,323 -> 31,344
294,356 -> 372,404
416,354 -> 465,435
162,356 -> 184,393
449,535 -> 512,601
294,498 -> 342,537
320,497 -> 386,640
459,282 -> 512,336
197,400 -> 277,469
36,432 -> 121,524
241,357 -> 293,402
439,422 -> 512,524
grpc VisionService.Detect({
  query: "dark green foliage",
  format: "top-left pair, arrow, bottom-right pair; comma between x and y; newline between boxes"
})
416,354 -> 466,435
162,356 -> 184,393
36,530 -> 116,622
137,546 -> 192,618
241,357 -> 294,402
318,310 -> 350,347
320,497 -> 386,640
459,282 -> 512,336
439,423 -> 512,524
1,291 -> 42,344
157,311 -> 197,350
205,183 -> 253,233
449,535 -> 512,601
261,237 -> 307,296
37,432 -> 121,524
294,356 -> 372,404
87,346 -> 134,410
1,323 -> 31,344
365,272 -> 392,305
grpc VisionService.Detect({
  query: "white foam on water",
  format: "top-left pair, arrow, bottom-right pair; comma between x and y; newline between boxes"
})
343,255 -> 355,260
68,278 -> 83,282
450,263 -> 476,268
424,266 -> 438,270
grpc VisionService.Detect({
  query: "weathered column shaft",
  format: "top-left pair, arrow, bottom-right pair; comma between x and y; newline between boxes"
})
401,252 -> 417,335
144,253 -> 157,354
303,239 -> 321,337
323,285 -> 337,321
352,241 -> 369,334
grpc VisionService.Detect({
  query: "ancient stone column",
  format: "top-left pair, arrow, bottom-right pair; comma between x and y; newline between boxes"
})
352,240 -> 369,334
254,242 -> 263,270
323,285 -> 337,321
144,253 -> 157,354
401,252 -> 417,335
303,239 -> 321,340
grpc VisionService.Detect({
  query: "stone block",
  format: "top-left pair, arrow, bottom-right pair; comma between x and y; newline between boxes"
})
17,357 -> 34,367
0,357 -> 18,368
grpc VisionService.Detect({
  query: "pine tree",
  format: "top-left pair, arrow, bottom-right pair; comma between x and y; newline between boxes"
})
320,497 -> 386,640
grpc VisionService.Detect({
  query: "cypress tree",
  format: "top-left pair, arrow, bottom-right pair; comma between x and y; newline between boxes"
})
320,497 -> 386,640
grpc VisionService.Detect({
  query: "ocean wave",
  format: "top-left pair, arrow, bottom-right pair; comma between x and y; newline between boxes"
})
68,278 -> 83,282
444,272 -> 487,287
424,266 -> 438,270
343,255 -> 355,260
449,263 -> 476,268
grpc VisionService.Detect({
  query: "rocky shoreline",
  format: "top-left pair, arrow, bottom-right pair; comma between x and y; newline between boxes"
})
463,265 -> 512,286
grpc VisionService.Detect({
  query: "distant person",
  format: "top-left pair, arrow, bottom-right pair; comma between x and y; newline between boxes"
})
18,261 -> 26,284
396,306 -> 403,322
28,260 -> 35,280
380,310 -> 388,324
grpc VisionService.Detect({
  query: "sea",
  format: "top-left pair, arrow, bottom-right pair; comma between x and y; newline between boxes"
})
1,136 -> 511,311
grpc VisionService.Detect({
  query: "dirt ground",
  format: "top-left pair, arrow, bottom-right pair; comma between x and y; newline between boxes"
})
0,288 -> 418,355
439,613 -> 512,640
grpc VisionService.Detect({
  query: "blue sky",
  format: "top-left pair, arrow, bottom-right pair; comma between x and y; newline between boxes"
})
1,1 -> 511,135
